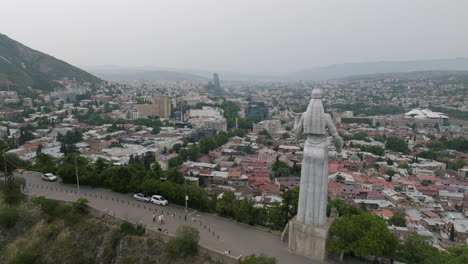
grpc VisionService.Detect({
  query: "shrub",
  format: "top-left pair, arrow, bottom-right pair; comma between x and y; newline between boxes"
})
0,207 -> 19,228
72,198 -> 89,215
120,222 -> 145,236
32,196 -> 61,220
8,246 -> 42,264
240,254 -> 277,264
1,177 -> 26,205
166,225 -> 200,258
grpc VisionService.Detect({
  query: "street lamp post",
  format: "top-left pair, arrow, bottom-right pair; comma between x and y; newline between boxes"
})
184,176 -> 188,221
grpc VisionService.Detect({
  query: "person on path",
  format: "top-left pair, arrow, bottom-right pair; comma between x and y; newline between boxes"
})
160,214 -> 165,224
152,212 -> 156,222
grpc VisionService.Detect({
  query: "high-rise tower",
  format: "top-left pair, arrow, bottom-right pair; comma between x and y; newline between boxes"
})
213,73 -> 223,96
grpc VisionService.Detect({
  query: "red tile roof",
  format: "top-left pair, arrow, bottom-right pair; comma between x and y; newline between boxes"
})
422,210 -> 439,218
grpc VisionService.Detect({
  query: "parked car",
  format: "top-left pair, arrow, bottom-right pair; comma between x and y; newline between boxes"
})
133,193 -> 151,202
150,195 -> 168,206
41,173 -> 57,182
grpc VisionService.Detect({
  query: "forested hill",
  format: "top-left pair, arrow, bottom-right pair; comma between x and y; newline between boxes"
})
0,33 -> 101,92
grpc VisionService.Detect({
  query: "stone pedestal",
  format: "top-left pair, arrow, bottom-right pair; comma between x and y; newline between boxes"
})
288,217 -> 330,262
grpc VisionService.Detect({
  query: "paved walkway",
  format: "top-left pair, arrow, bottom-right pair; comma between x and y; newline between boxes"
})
22,171 -> 334,264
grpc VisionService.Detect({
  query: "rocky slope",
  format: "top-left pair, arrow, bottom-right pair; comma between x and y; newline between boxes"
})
0,200 -> 216,264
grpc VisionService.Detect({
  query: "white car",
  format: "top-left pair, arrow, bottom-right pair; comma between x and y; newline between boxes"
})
41,173 -> 57,182
150,195 -> 168,206
133,193 -> 151,202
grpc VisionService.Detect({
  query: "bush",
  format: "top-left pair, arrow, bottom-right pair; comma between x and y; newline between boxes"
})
32,196 -> 84,223
240,254 -> 277,264
2,190 -> 25,205
1,177 -> 26,205
0,207 -> 19,228
32,196 -> 61,220
72,198 -> 89,215
119,222 -> 145,236
166,225 -> 200,258
8,247 -> 42,264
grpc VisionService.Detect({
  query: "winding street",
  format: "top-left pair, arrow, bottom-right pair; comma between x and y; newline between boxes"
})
20,170 -> 335,264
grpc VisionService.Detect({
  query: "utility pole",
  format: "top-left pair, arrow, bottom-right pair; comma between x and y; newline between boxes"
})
75,155 -> 80,195
3,149 -> 13,190
184,176 -> 188,221
3,149 -> 7,184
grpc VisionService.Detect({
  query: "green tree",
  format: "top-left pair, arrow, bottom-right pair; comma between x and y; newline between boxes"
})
199,137 -> 216,154
266,188 -> 299,230
172,143 -> 182,153
452,158 -> 467,170
398,163 -> 409,169
259,129 -> 271,139
450,225 -> 455,241
388,213 -> 406,227
166,225 -> 200,258
385,169 -> 396,177
94,157 -> 110,174
103,166 -> 133,192
328,212 -> 398,261
445,244 -> 468,264
396,234 -> 445,264
151,161 -> 163,178
35,144 -> 43,155
240,254 -> 277,264
385,136 -> 409,153
35,153 -> 56,173
56,163 -> 76,183
215,191 -> 237,217
419,150 -> 438,160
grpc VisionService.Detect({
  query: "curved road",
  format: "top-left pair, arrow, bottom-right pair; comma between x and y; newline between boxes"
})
21,171 -> 332,264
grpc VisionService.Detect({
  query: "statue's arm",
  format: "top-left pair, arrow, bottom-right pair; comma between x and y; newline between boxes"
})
325,114 -> 343,153
293,113 -> 304,137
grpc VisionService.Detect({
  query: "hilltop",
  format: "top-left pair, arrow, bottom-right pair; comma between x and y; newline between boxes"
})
0,33 -> 101,92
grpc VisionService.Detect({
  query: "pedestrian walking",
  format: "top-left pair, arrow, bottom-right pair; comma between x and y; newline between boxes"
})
152,212 -> 156,222
159,214 -> 165,224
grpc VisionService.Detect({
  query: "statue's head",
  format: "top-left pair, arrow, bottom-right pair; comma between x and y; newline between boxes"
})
311,88 -> 323,99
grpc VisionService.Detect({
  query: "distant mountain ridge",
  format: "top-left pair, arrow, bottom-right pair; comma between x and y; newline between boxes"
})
86,66 -> 209,81
0,33 -> 101,92
88,58 -> 468,82
288,58 -> 468,80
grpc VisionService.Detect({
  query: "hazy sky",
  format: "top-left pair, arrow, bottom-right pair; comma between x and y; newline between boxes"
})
2,0 -> 468,73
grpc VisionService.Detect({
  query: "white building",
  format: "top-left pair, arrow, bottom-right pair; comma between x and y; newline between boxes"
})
252,120 -> 281,133
186,106 -> 227,131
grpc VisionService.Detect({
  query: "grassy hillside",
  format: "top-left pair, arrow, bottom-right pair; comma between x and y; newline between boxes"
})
0,33 -> 101,92
0,180 -> 218,264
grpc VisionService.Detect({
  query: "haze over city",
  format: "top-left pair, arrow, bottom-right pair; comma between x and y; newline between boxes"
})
1,1 -> 468,264
2,0 -> 468,73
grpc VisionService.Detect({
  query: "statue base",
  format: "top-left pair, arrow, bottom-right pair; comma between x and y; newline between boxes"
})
287,217 -> 330,262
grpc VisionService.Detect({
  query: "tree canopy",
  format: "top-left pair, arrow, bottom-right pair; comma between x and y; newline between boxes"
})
328,212 -> 398,259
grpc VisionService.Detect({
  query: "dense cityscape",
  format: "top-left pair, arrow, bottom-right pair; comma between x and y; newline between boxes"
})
1,1 -> 468,264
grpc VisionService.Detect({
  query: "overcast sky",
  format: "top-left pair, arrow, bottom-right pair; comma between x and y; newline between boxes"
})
2,0 -> 468,73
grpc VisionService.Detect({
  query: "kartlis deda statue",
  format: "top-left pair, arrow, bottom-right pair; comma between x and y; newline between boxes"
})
291,88 -> 343,226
